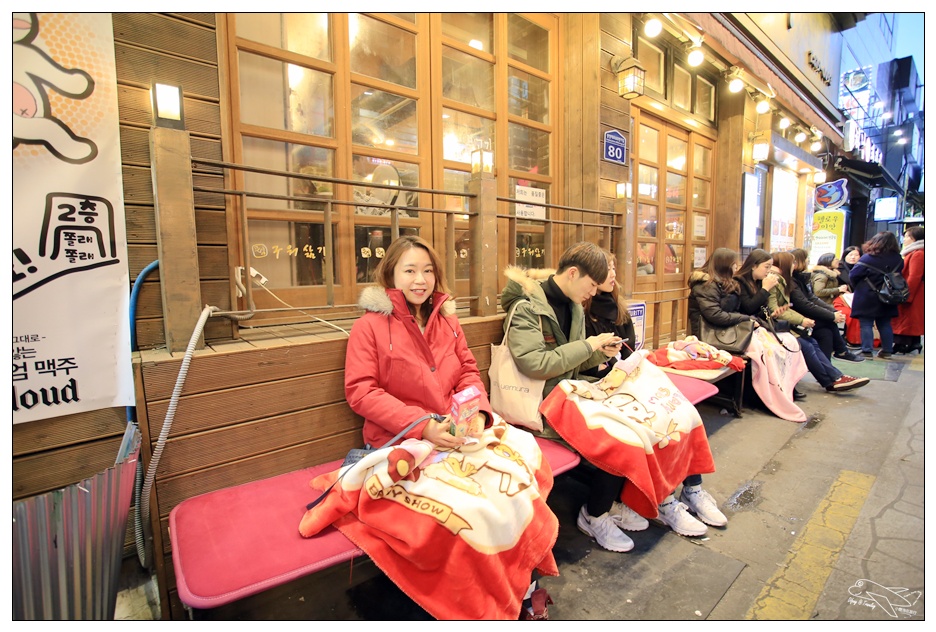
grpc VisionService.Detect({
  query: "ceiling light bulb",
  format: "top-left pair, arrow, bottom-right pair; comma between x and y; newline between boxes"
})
897,138 -> 908,145
687,48 -> 704,67
794,130 -> 807,143
813,171 -> 827,185
756,98 -> 771,114
894,129 -> 903,136
882,112 -> 893,120
644,18 -> 663,37
810,140 -> 822,152
729,78 -> 744,93
779,117 -> 790,130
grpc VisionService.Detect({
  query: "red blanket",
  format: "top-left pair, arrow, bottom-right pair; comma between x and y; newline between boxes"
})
298,420 -> 559,620
539,351 -> 715,519
647,336 -> 747,372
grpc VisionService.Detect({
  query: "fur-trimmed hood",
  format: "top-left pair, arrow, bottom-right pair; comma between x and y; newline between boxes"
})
358,285 -> 455,317
689,269 -> 710,288
810,264 -> 839,279
502,265 -> 555,296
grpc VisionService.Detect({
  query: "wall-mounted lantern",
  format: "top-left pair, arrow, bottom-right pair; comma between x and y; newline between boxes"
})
611,55 -> 646,100
150,82 -> 185,130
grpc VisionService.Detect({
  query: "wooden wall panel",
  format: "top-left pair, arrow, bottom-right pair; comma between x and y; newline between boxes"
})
118,85 -> 222,138
128,244 -> 228,279
119,126 -> 223,168
126,207 -> 227,244
12,407 -> 129,457
113,13 -> 218,64
154,403 -> 362,478
135,318 -> 232,350
114,43 -> 220,99
13,436 -> 126,500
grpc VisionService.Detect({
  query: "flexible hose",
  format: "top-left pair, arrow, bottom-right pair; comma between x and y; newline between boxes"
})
127,261 -> 159,568
137,272 -> 257,566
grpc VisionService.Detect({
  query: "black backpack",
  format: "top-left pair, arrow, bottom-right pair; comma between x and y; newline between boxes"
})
855,261 -> 910,304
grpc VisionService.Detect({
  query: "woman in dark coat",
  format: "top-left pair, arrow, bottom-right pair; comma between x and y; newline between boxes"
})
849,232 -> 904,359
893,226 -> 924,354
583,254 -> 636,378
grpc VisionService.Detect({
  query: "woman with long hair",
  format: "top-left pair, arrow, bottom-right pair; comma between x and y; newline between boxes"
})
768,252 -> 869,394
582,253 -> 636,378
849,232 -> 904,359
893,226 -> 924,354
341,234 -> 555,619
840,246 -> 862,291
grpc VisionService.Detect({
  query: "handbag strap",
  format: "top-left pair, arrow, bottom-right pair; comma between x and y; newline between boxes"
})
305,412 -> 444,510
503,299 -> 543,342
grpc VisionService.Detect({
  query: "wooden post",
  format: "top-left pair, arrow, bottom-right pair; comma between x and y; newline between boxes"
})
149,127 -> 203,352
468,170 -> 498,316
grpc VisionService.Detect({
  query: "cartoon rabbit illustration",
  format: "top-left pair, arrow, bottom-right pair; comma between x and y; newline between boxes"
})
13,12 -> 98,164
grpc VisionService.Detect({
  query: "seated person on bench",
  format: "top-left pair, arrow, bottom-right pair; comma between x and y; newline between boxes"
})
333,235 -> 557,620
502,243 -> 727,554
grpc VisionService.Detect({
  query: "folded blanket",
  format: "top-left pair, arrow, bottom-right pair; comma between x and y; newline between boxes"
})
298,419 -> 559,620
744,328 -> 808,423
539,351 -> 715,519
647,336 -> 746,372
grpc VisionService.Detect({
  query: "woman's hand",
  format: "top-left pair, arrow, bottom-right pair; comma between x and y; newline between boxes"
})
762,272 -> 779,291
833,311 -> 846,324
801,318 -> 816,328
586,332 -> 617,352
838,285 -> 849,293
421,415 -> 466,449
771,305 -> 790,318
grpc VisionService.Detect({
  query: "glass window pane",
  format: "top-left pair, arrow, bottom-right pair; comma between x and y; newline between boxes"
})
696,76 -> 715,120
508,123 -> 550,175
666,172 -> 687,205
638,165 -> 658,199
508,14 -> 549,73
640,125 -> 659,163
349,14 -> 416,89
442,108 -> 495,163
663,243 -> 683,274
674,65 -> 691,111
388,13 -> 415,23
352,155 -> 419,217
236,13 -> 331,62
508,68 -> 549,124
442,46 -> 494,110
693,144 -> 712,178
443,169 -> 471,215
239,52 -> 333,137
639,37 -> 664,94
242,137 -> 335,211
692,179 -> 710,210
510,177 -> 550,226
355,226 -> 392,283
516,232 -> 547,269
665,209 -> 685,240
636,241 -> 656,275
351,84 -> 418,155
666,137 -> 688,171
442,13 -> 493,53
249,221 -> 336,287
637,203 -> 658,237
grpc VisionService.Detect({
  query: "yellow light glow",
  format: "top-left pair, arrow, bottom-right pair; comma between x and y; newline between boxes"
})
794,130 -> 807,143
729,78 -> 744,93
468,39 -> 483,51
813,171 -> 827,184
756,98 -> 771,114
154,83 -> 181,120
752,141 -> 770,162
810,140 -> 822,152
688,48 -> 704,67
779,117 -> 790,129
644,18 -> 662,37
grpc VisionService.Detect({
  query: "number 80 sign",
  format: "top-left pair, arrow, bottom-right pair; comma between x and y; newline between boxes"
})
603,129 -> 627,166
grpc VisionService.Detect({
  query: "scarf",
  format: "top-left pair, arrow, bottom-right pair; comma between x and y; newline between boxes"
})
901,239 -> 924,257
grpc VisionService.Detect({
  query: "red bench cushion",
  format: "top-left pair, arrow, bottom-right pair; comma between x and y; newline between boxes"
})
665,373 -> 719,405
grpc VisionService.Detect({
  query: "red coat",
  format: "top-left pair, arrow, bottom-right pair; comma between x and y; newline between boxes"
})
345,286 -> 493,447
893,243 -> 925,336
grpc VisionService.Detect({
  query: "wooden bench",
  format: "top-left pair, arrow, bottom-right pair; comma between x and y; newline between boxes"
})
167,375 -> 717,613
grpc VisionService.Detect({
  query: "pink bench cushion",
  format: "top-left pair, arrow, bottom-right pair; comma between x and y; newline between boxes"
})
665,373 -> 719,405
170,437 -> 580,609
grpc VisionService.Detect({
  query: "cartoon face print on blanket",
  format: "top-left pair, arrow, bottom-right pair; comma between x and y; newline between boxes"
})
539,350 -> 716,519
298,419 -> 559,620
743,327 -> 809,423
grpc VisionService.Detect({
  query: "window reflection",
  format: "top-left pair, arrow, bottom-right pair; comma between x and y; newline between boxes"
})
674,65 -> 691,111
442,108 -> 495,163
638,165 -> 659,199
666,172 -> 686,205
508,68 -> 549,124
354,226 -> 417,283
442,13 -> 493,52
351,84 -> 417,155
249,221 -> 336,288
508,123 -> 549,174
667,137 -> 687,171
640,125 -> 659,163
349,14 -> 416,89
516,233 -> 546,269
442,47 -> 494,110
236,13 -> 331,62
665,209 -> 685,240
508,15 -> 548,73
692,179 -> 710,209
352,155 -> 419,217
242,138 -> 334,211
638,203 -> 658,238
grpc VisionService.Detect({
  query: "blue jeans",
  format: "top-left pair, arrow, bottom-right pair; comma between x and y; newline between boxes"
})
798,335 -> 842,388
859,318 -> 894,354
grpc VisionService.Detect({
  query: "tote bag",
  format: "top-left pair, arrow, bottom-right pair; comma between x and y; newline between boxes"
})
489,300 -> 546,432
698,318 -> 755,355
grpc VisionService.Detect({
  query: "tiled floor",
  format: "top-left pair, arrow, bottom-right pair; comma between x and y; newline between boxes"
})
114,556 -> 160,621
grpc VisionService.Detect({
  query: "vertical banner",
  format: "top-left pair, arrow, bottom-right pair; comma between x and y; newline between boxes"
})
13,13 -> 132,423
626,302 -> 646,351
810,211 -> 847,265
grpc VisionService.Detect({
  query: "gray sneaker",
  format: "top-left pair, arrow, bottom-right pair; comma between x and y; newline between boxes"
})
577,506 -> 635,552
610,501 -> 649,531
656,495 -> 707,536
833,351 -> 865,363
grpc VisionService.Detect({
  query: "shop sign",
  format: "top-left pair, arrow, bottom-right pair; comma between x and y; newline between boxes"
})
603,129 -> 627,166
815,178 -> 849,210
516,185 -> 546,220
626,302 -> 646,351
810,210 -> 847,264
843,120 -> 882,165
807,50 -> 833,86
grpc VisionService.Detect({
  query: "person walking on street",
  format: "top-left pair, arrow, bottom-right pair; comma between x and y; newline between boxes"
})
849,232 -> 904,359
893,226 -> 924,354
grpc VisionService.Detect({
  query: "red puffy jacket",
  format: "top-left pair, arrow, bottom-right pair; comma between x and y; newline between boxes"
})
345,286 -> 493,447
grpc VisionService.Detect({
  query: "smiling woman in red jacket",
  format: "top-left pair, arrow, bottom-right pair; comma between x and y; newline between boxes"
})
344,234 -> 492,450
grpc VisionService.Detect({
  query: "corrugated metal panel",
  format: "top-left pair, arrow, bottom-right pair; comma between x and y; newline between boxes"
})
13,423 -> 141,620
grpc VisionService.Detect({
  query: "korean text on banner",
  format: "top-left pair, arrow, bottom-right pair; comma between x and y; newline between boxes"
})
13,13 -> 133,423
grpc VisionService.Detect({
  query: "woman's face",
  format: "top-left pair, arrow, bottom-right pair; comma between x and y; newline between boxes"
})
597,262 -> 616,293
753,259 -> 774,280
393,247 -> 435,306
904,231 -> 916,244
845,249 -> 860,265
831,258 -> 841,269
731,259 -> 741,274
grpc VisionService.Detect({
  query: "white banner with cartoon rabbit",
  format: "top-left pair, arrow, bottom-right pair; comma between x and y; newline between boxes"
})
13,13 -> 132,423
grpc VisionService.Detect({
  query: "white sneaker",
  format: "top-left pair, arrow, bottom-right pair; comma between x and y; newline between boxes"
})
577,506 -> 635,552
680,485 -> 728,527
610,501 -> 649,531
656,495 -> 707,536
